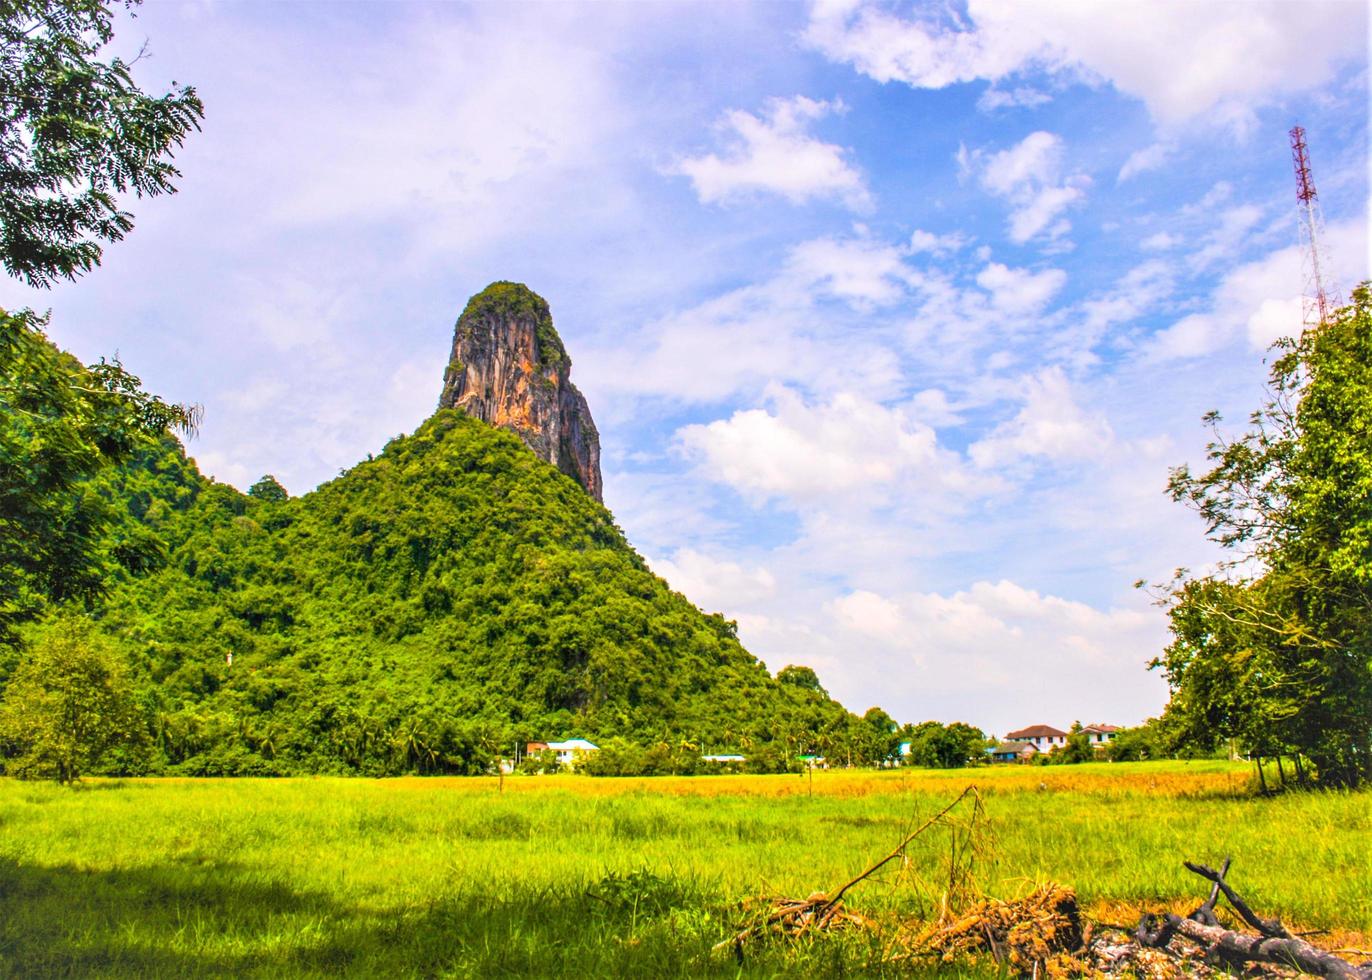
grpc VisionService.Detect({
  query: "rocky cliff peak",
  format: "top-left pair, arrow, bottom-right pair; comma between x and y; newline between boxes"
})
438,282 -> 603,501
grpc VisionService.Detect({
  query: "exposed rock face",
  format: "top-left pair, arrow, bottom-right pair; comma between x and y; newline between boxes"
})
438,282 -> 603,501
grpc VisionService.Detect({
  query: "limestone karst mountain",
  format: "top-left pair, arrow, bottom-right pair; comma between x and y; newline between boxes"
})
50,282 -> 858,776
439,282 -> 602,501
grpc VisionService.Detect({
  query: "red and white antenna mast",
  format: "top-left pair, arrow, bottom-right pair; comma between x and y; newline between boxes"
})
1288,125 -> 1338,328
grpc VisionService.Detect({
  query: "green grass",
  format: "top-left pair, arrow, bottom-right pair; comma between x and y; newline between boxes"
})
0,762 -> 1366,977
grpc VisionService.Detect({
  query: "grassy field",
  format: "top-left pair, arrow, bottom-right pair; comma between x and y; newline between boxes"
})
0,761 -> 1367,977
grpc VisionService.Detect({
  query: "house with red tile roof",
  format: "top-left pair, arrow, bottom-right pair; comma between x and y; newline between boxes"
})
1003,724 -> 1069,751
1081,724 -> 1121,750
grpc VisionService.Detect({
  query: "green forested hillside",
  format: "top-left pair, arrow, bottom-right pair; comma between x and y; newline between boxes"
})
66,410 -> 853,775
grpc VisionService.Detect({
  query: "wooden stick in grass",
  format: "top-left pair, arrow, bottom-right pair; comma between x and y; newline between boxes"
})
1138,913 -> 1372,980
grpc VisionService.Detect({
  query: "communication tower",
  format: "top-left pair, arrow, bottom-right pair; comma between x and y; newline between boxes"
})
1288,125 -> 1338,328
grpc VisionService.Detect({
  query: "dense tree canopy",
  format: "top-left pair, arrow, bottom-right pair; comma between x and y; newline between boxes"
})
0,0 -> 203,286
3,410 -> 864,776
0,311 -> 197,643
1157,285 -> 1372,787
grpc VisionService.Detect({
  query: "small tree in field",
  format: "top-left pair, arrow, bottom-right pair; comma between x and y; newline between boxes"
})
0,618 -> 145,782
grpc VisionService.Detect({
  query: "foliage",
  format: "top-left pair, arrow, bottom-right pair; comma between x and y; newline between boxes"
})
900,720 -> 987,769
1105,721 -> 1168,762
55,410 -> 861,776
1050,724 -> 1094,765
0,616 -> 145,781
1156,285 -> 1372,787
0,311 -> 198,643
247,474 -> 288,502
0,0 -> 203,287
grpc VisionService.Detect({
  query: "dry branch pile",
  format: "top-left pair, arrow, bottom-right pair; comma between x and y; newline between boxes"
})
908,884 -> 1088,975
714,785 -> 986,957
713,786 -> 1371,978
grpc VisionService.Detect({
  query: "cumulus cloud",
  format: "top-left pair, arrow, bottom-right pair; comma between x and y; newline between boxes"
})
969,131 -> 1088,243
976,262 -> 1067,313
677,386 -> 981,505
907,228 -> 970,256
670,95 -> 871,210
648,548 -> 777,610
819,579 -> 1163,730
785,236 -> 920,306
1146,218 -> 1369,361
969,368 -> 1112,468
805,0 -> 1366,129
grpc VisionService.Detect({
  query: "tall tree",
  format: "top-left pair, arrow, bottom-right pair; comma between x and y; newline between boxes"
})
0,310 -> 198,641
0,0 -> 202,640
1157,284 -> 1372,787
1,0 -> 204,286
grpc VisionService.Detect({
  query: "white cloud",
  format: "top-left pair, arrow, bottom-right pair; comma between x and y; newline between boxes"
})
677,386 -> 979,505
972,131 -> 1088,243
670,95 -> 871,210
805,0 -> 1366,128
1245,297 -> 1305,352
970,367 -> 1112,467
1117,142 -> 1174,182
1075,259 -> 1175,342
1145,218 -> 1369,362
1141,232 -> 1179,251
976,262 -> 1067,313
907,228 -> 970,256
785,236 -> 919,306
819,579 -> 1164,729
977,85 -> 1052,112
579,234 -> 915,404
648,548 -> 777,610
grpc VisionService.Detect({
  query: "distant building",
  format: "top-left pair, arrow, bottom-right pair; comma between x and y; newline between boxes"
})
1081,724 -> 1121,749
701,754 -> 745,763
990,741 -> 1039,763
526,739 -> 599,769
1004,725 -> 1069,750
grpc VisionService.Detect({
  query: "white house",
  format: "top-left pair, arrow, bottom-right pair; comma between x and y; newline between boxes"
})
544,739 -> 599,767
1004,725 -> 1069,750
1081,724 -> 1121,749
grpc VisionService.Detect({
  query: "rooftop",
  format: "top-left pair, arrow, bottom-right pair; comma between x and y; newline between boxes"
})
1005,725 -> 1069,739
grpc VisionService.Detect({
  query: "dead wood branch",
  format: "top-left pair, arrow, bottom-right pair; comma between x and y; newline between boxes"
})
1183,860 -> 1291,939
1139,914 -> 1372,979
1135,858 -> 1372,980
713,785 -> 983,955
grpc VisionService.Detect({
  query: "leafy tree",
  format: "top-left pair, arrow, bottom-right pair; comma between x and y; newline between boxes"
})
859,706 -> 899,764
1,0 -> 204,286
0,616 -> 146,781
248,474 -> 289,502
0,311 -> 198,642
1051,723 -> 1094,765
1106,721 -> 1166,762
776,665 -> 825,693
900,720 -> 986,769
1157,284 -> 1372,787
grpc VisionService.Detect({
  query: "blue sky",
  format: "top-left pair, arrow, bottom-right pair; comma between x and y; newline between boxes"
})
3,0 -> 1368,734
